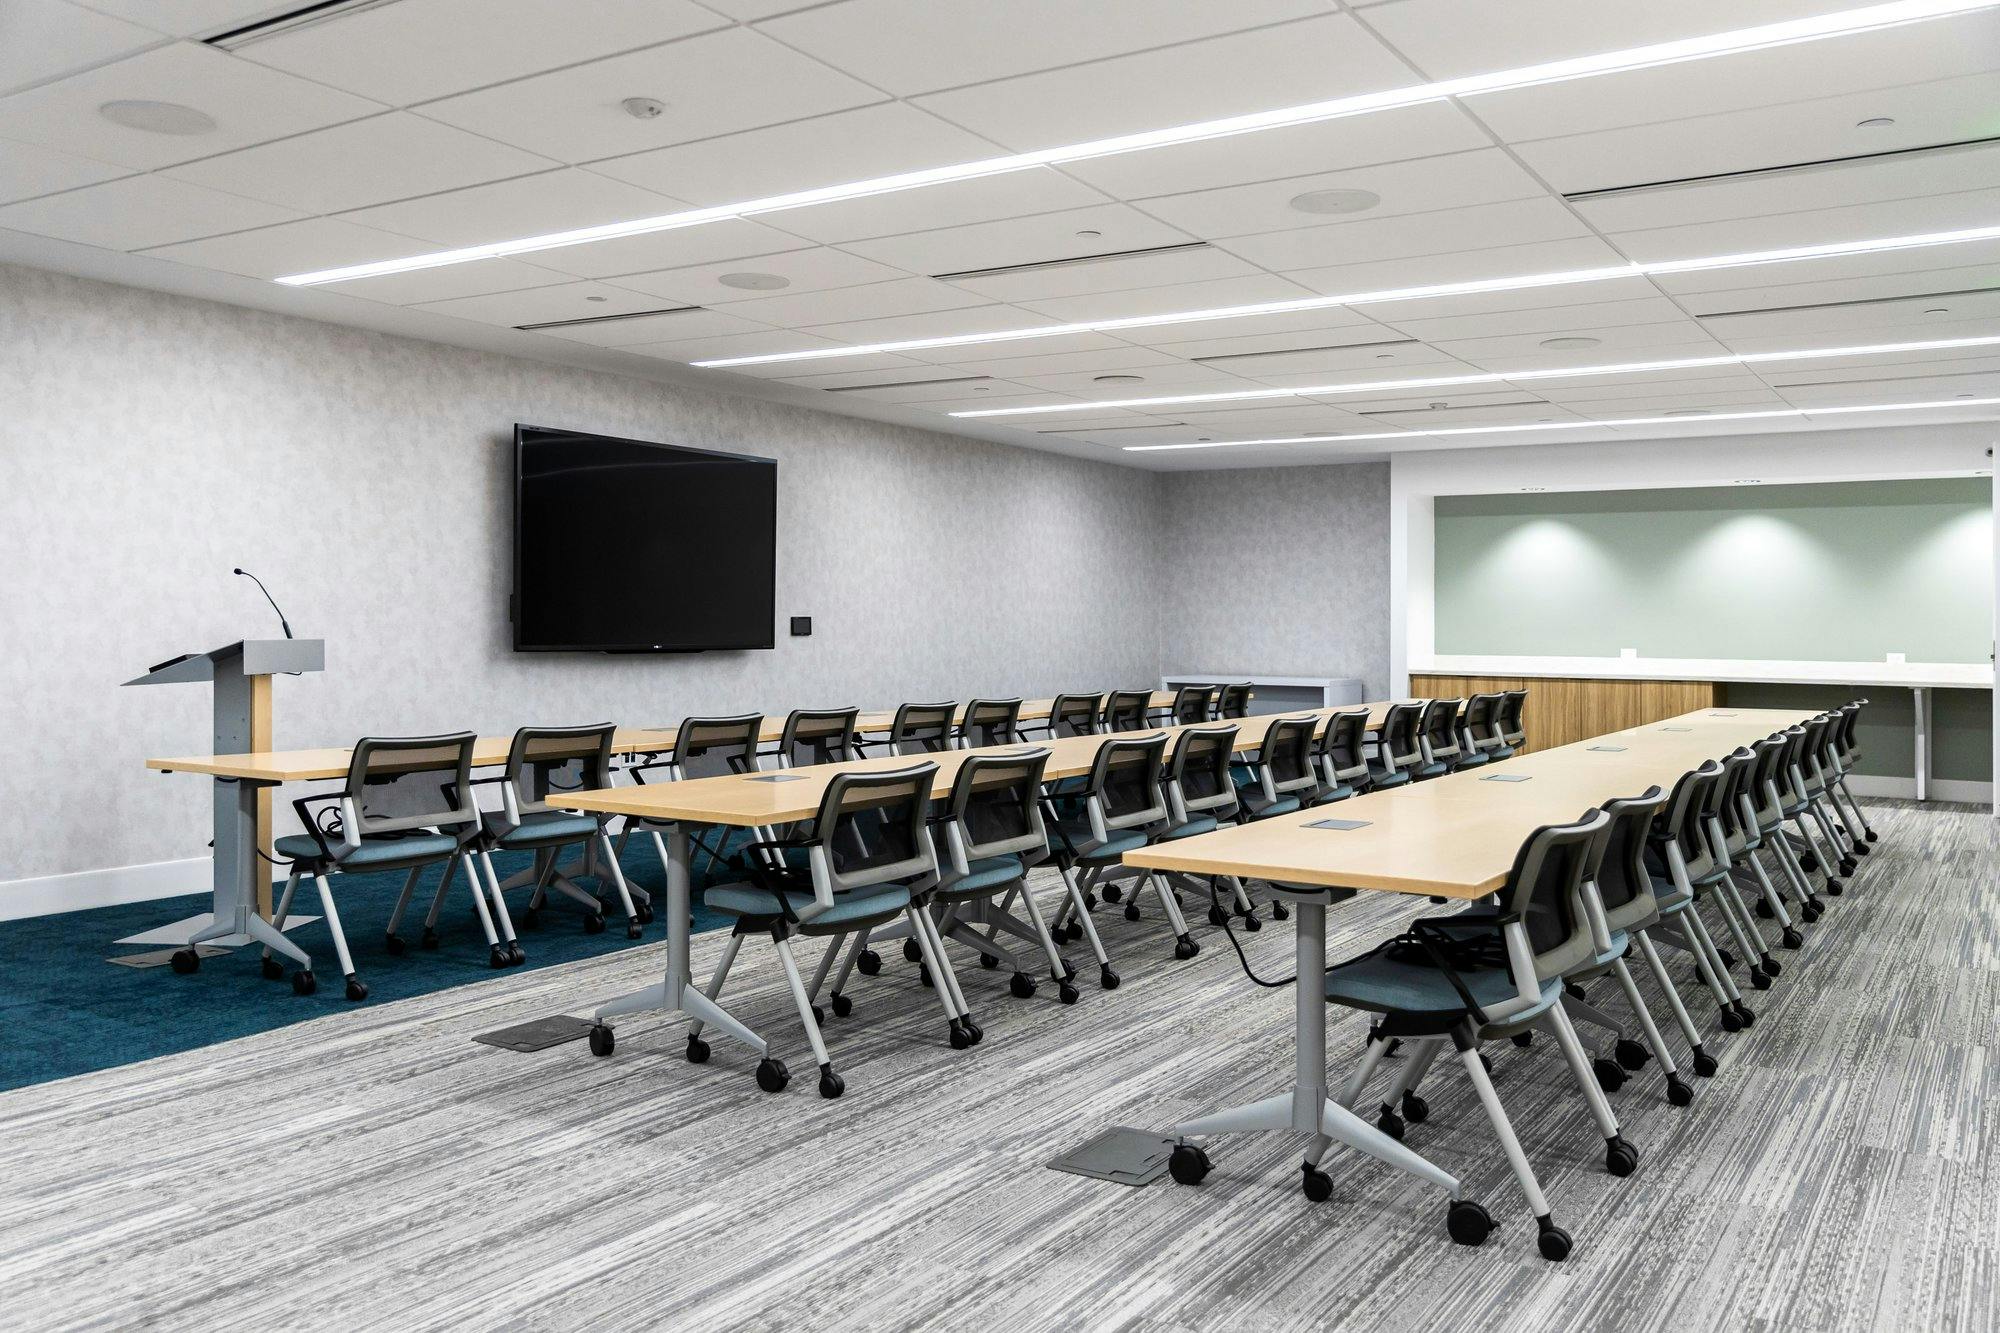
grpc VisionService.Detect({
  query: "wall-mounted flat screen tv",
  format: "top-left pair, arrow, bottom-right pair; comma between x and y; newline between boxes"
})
513,425 -> 776,652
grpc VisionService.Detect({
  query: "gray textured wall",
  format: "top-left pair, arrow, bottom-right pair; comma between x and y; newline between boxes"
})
1155,464 -> 1391,699
1,263 -> 1199,883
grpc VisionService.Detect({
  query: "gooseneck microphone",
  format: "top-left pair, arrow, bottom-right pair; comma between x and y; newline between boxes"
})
234,568 -> 294,639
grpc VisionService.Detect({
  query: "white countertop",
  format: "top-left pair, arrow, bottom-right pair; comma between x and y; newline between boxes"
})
1412,655 -> 1994,690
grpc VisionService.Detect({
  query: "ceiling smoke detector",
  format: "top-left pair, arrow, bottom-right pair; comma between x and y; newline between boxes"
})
1540,335 -> 1602,350
1093,374 -> 1144,383
621,97 -> 666,120
718,272 -> 790,291
1288,187 -> 1381,216
1857,116 -> 1896,128
98,100 -> 215,135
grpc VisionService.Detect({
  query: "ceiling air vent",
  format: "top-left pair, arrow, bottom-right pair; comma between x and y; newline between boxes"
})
819,376 -> 995,393
931,242 -> 1211,282
1563,135 -> 2000,202
514,306 -> 703,332
1190,338 -> 1419,367
1696,285 -> 1993,322
206,1 -> 403,49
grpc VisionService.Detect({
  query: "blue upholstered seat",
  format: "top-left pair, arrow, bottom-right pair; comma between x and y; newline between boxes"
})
1158,814 -> 1219,841
1324,951 -> 1561,1024
483,810 -> 599,848
704,881 -> 911,929
936,855 -> 1025,898
275,831 -> 459,867
1052,823 -> 1148,864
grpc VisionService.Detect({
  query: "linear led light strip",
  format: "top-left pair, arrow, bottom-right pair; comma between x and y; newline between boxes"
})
696,224 -> 2000,368
946,333 -> 2000,418
274,0 -> 1999,288
1123,395 -> 2000,450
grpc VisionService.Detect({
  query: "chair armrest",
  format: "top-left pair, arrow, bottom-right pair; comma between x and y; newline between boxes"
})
286,793 -> 344,861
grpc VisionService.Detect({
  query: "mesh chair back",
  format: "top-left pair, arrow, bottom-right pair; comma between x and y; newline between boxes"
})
345,733 -> 479,837
1257,715 -> 1321,797
1102,690 -> 1153,733
1322,710 -> 1370,785
1171,685 -> 1213,725
1748,734 -> 1789,823
673,714 -> 765,780
1592,787 -> 1665,925
504,724 -> 615,816
1049,693 -> 1102,738
890,701 -> 956,755
812,764 -> 938,893
947,749 -> 1051,862
1379,702 -> 1423,769
1802,714 -> 1837,787
1419,698 -> 1465,765
959,697 -> 1023,749
780,707 -> 860,768
1216,682 -> 1253,719
1498,690 -> 1528,746
1776,726 -> 1813,801
1500,809 -> 1608,982
1462,693 -> 1502,750
1714,748 -> 1759,844
1168,724 -> 1239,817
1654,760 -> 1723,878
1837,700 -> 1865,759
1089,733 -> 1170,831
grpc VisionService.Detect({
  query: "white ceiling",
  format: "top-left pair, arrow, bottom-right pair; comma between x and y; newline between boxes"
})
2,0 -> 1999,471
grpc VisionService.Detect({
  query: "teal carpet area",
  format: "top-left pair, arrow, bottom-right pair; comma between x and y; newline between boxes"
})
0,839 -> 737,1093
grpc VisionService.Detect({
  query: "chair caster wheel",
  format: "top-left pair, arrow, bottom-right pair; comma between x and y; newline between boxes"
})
831,992 -> 852,1018
1537,1218 -> 1573,1261
1782,928 -> 1804,949
1733,1002 -> 1756,1027
520,909 -> 540,931
626,924 -> 643,940
421,927 -> 440,950
1803,901 -> 1824,922
1102,884 -> 1122,904
1401,1091 -> 1429,1123
170,949 -> 200,975
1121,900 -> 1141,923
902,939 -> 923,964
584,914 -> 606,935
812,1005 -> 825,1027
1446,1199 -> 1492,1247
979,952 -> 999,970
1826,880 -> 1845,896
949,1019 -> 973,1050
818,1064 -> 844,1100
857,949 -> 881,976
1207,905 -> 1229,927
292,969 -> 316,996
1667,1075 -> 1694,1107
1241,912 -> 1262,932
1168,1143 -> 1211,1185
1082,890 -> 1097,909
963,1015 -> 983,1044
1605,1135 -> 1639,1177
1865,831 -> 1879,843
384,934 -> 406,956
489,945 -> 510,970
1010,972 -> 1036,999
260,955 -> 284,980
1058,959 -> 1077,982
1762,955 -> 1782,978
1376,1109 -> 1405,1140
508,944 -> 525,966
1058,982 -> 1080,1005
1479,1052 -> 1493,1075
1720,1007 -> 1743,1032
684,1034 -> 709,1063
1754,898 -> 1774,919
1749,969 -> 1772,991
344,975 -> 368,1002
1800,852 -> 1819,872
1717,948 -> 1736,968
1300,1163 -> 1333,1202
1173,934 -> 1199,960
1614,1039 -> 1649,1070
1271,902 -> 1290,921
1839,858 -> 1856,877
635,905 -> 654,924
589,1024 -> 615,1057
1512,1032 -> 1533,1048
1100,965 -> 1120,990
919,964 -> 934,989
755,1057 -> 790,1093
1692,1047 -> 1719,1078
1592,1057 -> 1626,1093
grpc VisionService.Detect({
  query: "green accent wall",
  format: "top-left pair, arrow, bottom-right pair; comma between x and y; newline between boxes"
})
1435,479 -> 1994,785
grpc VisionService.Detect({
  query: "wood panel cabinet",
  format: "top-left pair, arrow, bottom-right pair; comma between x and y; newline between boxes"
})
1409,674 -> 1721,753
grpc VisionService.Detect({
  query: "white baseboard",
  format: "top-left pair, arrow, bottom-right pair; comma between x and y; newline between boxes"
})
0,857 -> 209,922
1846,775 -> 1993,804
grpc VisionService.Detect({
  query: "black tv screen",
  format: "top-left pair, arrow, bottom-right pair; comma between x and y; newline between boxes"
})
513,425 -> 776,651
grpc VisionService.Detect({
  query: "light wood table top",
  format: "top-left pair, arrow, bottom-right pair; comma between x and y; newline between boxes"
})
551,703 -> 1395,827
1126,707 -> 1819,901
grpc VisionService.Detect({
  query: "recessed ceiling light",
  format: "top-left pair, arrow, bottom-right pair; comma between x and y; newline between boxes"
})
621,97 -> 666,120
693,222 -> 2000,368
1857,115 -> 1897,127
947,332 -> 2000,418
585,295 -> 608,302
1540,335 -> 1602,350
1093,373 -> 1144,383
718,271 -> 790,291
1075,229 -> 1103,238
1289,187 -> 1381,215
277,2 -> 2000,288
1924,306 -> 1950,314
98,99 -> 215,135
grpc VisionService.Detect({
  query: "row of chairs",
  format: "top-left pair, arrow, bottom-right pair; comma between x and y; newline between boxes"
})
1178,701 -> 1875,1260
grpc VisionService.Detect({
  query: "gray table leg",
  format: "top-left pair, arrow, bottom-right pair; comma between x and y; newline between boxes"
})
1913,686 -> 1931,802
120,776 -> 317,953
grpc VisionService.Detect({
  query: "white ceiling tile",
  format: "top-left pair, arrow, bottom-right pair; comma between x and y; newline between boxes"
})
817,377 -> 1037,406
915,343 -> 1175,377
409,279 -> 687,328
1463,12 -> 2000,144
798,304 -> 1069,347
1351,273 -> 1665,323
1534,372 -> 1771,404
1780,375 -> 2000,406
708,343 -> 930,377
1114,306 -> 1388,349
137,215 -> 432,278
1215,198 -> 1595,273
1278,236 -> 1630,297
521,217 -> 808,279
1199,340 -> 1467,381
696,0 -> 821,16
944,243 -> 1262,304
897,328 -> 1140,365
1009,362 -> 1257,396
528,305 -> 773,347
0,171 -> 298,249
338,167 -> 683,246
1649,236 -> 2000,298
416,27 -> 884,164
1759,354 -> 2000,387
1674,262 -> 2000,316
0,42 -> 381,169
1439,329 -> 1728,371
1133,149 -> 1548,245
0,0 -> 162,96
166,111 -> 555,214
591,102 -> 1006,207
326,257 -> 572,306
1127,325 -> 1439,365
762,0 -> 1327,97
839,203 -> 1194,278
77,2 -> 300,38
237,0 -> 726,106
610,246 -> 903,305
913,15 -> 1415,150
0,136 -> 128,205
1515,73 -> 2000,194
1014,273 -> 1319,324
773,364 -> 986,391
1376,296 -> 1695,344
767,169 -> 1109,245
705,276 -> 995,328
1605,185 -> 2000,264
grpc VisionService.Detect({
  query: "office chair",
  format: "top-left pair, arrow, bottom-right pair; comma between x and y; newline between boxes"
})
775,707 -> 861,767
1647,761 -> 1757,1031
1805,707 -> 1872,856
1417,697 -> 1486,777
1045,732 -> 1176,973
1213,682 -> 1252,720
1171,685 -> 1216,725
624,714 -> 766,883
1771,724 -> 1848,897
693,763 -> 945,1098
1461,693 -> 1511,761
1314,709 -> 1373,804
1829,700 -> 1878,844
1032,692 -> 1102,740
958,697 -> 1023,749
448,723 -> 647,947
1704,746 -> 1805,973
1234,714 -> 1321,819
1148,724 -> 1260,932
263,732 -> 484,1000
1794,714 -> 1862,875
1497,689 -> 1529,753
1101,689 -> 1154,733
1320,810 -> 1624,1260
887,701 -> 956,755
1368,702 -> 1423,789
1744,734 -> 1824,923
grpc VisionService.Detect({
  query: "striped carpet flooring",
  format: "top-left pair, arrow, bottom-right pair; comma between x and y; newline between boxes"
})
0,799 -> 1991,1331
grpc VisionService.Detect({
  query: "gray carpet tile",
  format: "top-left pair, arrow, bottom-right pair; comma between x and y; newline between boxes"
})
0,799 -> 1992,1332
